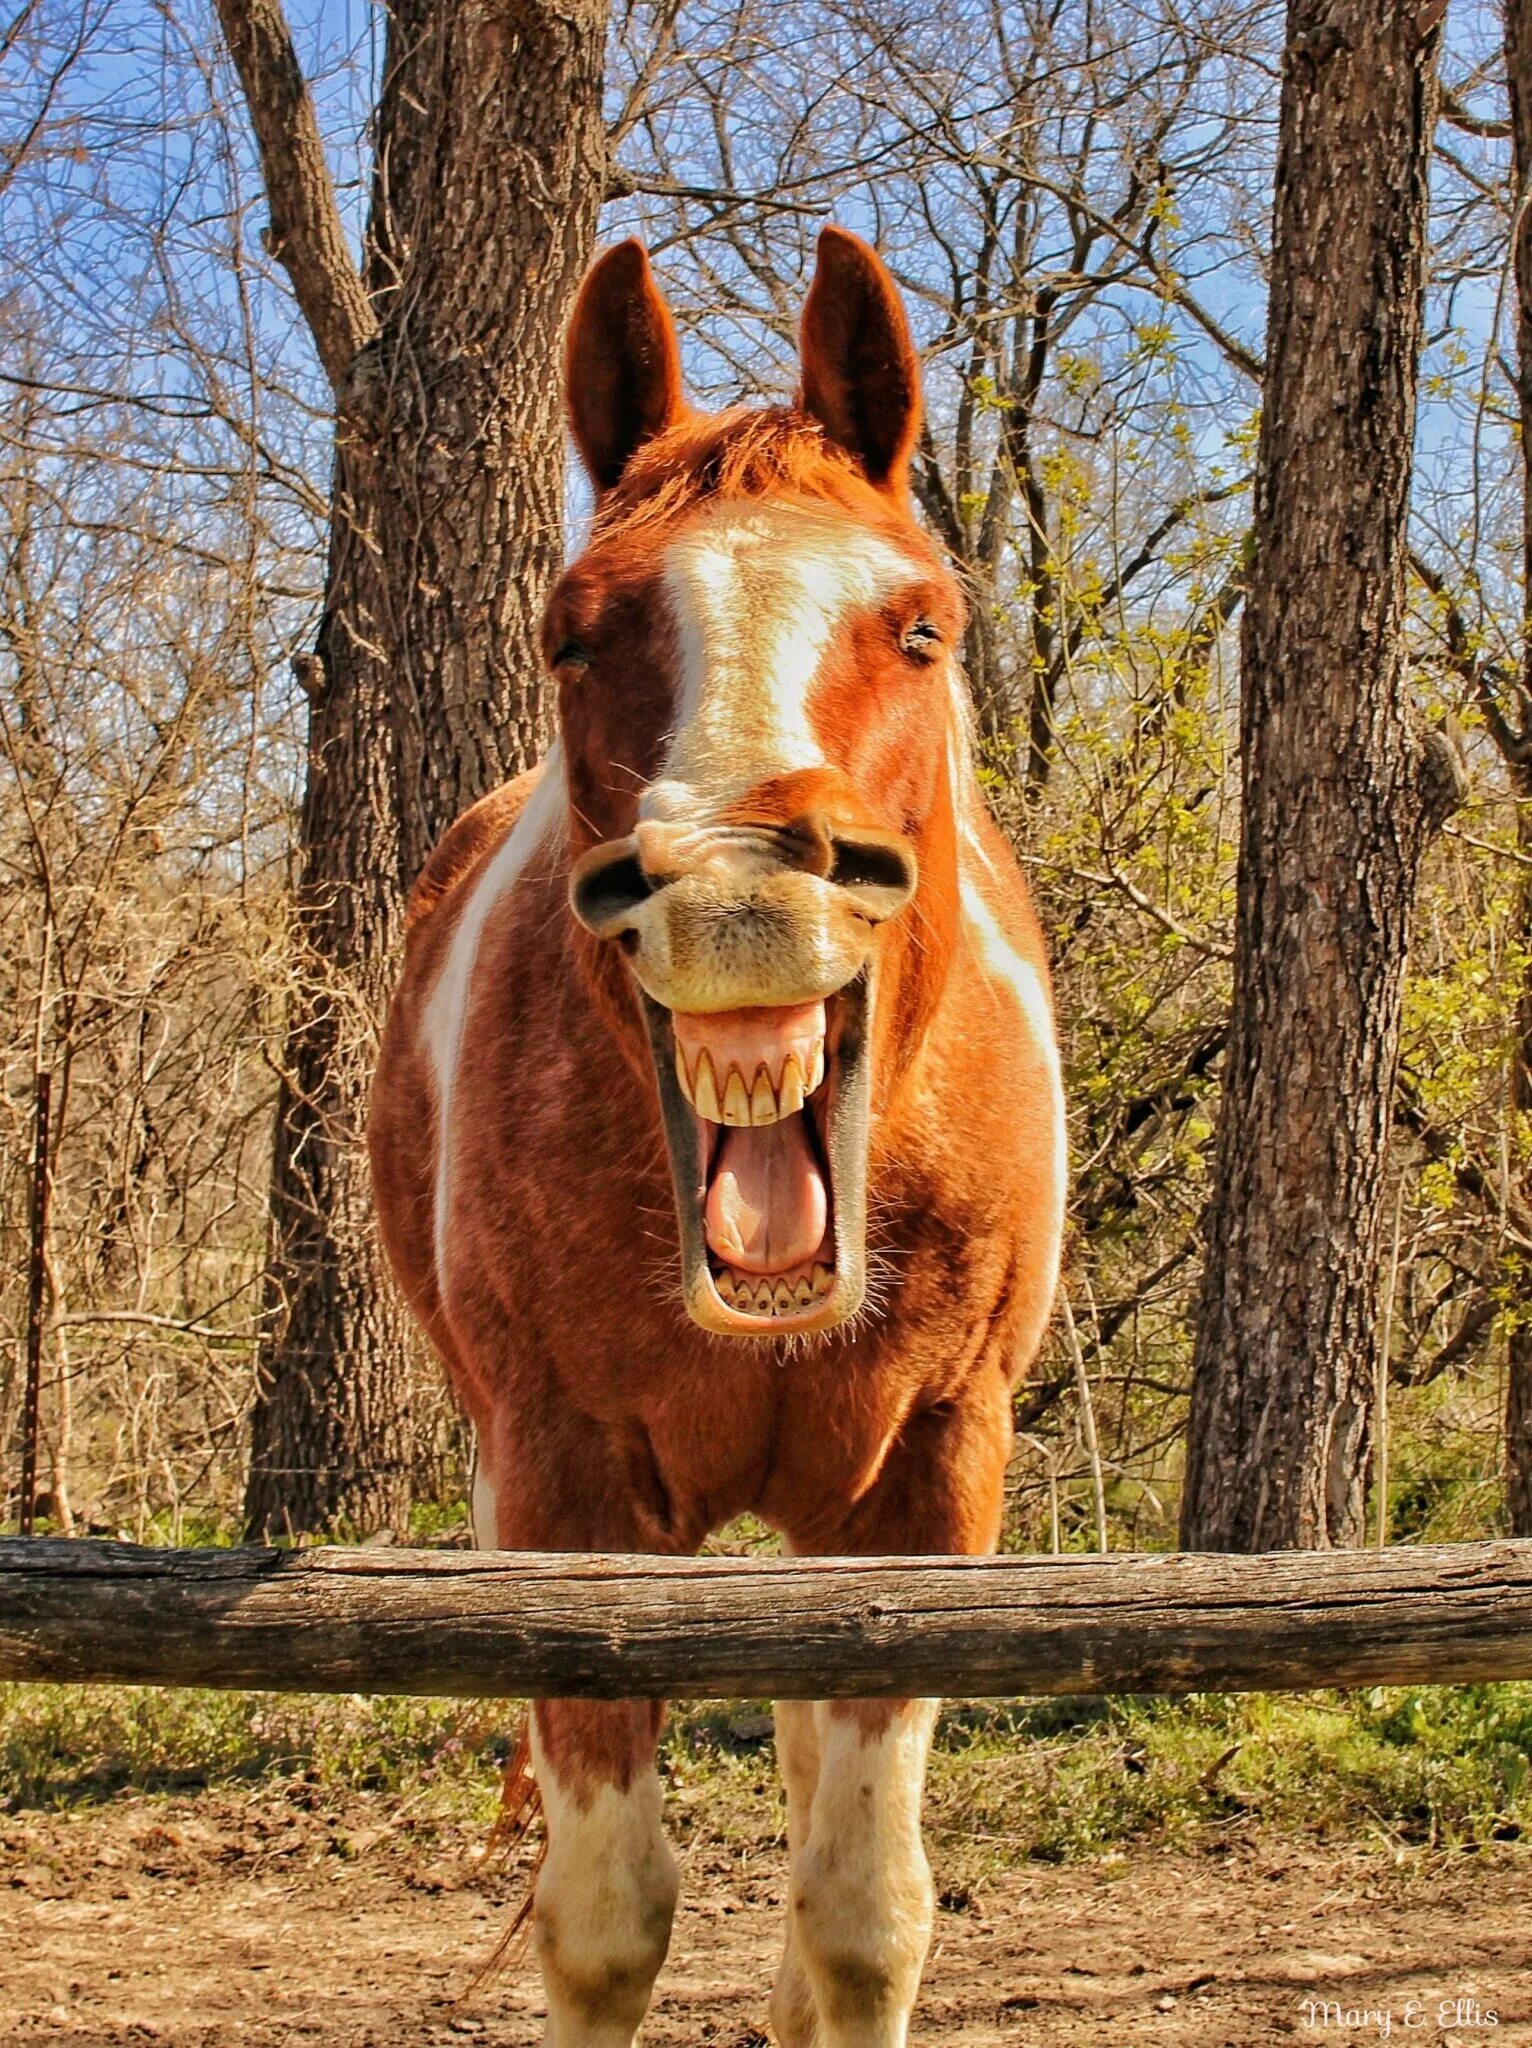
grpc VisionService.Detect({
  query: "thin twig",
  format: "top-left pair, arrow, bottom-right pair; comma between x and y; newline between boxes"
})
1376,1183 -> 1405,1551
1060,1295 -> 1108,1554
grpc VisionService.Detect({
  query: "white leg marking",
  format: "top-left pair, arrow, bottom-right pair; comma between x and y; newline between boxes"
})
530,1721 -> 679,2048
647,502 -> 925,819
771,1701 -> 824,2048
422,747 -> 565,1293
788,1700 -> 941,2048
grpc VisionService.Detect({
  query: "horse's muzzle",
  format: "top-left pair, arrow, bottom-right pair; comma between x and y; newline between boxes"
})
567,811 -> 909,1336
569,810 -> 917,952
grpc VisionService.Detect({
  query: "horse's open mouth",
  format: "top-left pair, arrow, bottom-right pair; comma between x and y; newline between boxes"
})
642,972 -> 872,1335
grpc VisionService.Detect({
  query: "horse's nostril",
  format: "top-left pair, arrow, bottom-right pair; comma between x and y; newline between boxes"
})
572,817 -> 916,935
828,828 -> 918,923
830,836 -> 913,895
569,840 -> 653,938
780,810 -> 835,879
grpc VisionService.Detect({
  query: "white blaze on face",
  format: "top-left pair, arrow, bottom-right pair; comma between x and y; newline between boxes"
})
643,502 -> 924,821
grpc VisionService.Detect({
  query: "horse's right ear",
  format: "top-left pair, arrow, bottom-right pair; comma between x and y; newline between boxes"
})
566,241 -> 686,495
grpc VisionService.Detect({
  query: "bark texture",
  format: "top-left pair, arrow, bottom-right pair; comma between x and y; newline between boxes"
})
225,0 -> 609,1538
1502,0 -> 1532,1539
5,1538 -> 1532,1699
1180,0 -> 1445,1551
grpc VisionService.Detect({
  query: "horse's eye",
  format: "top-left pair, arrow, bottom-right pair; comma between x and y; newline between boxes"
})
899,616 -> 942,660
552,639 -> 592,672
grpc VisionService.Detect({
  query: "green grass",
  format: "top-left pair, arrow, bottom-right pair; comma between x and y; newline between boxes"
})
923,1687 -> 1532,1877
5,1681 -> 1530,1875
0,1684 -> 510,1821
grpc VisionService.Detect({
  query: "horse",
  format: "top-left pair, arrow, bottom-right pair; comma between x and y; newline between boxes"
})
368,225 -> 1067,2048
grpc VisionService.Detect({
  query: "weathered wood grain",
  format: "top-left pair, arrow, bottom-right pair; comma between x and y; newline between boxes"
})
2,1539 -> 1530,1700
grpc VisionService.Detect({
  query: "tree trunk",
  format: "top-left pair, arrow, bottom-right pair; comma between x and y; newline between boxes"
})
246,632 -> 413,1540
352,0 -> 608,878
1502,0 -> 1532,1539
231,0 -> 608,1538
1179,0 -> 1447,1552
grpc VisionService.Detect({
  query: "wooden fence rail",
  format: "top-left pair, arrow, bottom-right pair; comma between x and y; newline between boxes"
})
3,1538 -> 1532,1699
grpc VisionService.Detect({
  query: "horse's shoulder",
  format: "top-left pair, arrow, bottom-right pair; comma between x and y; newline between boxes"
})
406,767 -> 545,934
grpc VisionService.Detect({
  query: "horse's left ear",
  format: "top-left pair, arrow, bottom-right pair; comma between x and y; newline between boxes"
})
798,227 -> 922,495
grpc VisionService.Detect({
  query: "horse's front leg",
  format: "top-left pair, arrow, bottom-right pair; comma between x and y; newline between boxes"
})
473,1429 -> 687,2047
771,1382 -> 1011,2048
774,1696 -> 940,2048
530,1697 -> 678,2048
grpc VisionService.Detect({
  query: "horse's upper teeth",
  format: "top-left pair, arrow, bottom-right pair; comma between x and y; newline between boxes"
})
674,1037 -> 826,1125
723,1068 -> 751,1125
778,1055 -> 805,1117
684,1047 -> 721,1121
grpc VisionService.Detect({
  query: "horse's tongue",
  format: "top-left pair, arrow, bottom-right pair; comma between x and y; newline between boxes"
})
704,1116 -> 827,1274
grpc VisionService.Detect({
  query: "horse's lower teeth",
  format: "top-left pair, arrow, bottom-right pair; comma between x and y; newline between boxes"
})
715,1263 -> 833,1313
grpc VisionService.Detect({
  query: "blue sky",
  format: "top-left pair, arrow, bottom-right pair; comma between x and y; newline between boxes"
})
1,0 -> 1523,685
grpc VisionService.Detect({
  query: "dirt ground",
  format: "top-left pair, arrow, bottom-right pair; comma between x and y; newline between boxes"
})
2,1790 -> 1528,2046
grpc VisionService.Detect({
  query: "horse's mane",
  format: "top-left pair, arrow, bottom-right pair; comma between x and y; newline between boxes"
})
591,404 -> 913,545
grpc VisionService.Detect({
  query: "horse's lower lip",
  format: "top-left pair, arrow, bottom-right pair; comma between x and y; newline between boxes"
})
640,974 -> 874,1335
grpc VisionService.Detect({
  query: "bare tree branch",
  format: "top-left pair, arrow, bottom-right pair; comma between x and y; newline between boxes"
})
1441,83 -> 1510,140
211,0 -> 376,394
1411,546 -> 1532,766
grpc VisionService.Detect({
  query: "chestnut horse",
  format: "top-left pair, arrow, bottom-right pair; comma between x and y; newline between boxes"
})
369,228 -> 1066,2047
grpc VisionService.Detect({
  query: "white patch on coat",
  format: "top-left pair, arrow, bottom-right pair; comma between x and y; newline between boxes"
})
469,1454 -> 497,1551
529,1717 -> 679,2045
945,661 -> 997,875
959,872 -> 1069,1268
787,1700 -> 940,2045
643,502 -> 924,821
422,748 -> 565,1292
959,876 -> 1059,1071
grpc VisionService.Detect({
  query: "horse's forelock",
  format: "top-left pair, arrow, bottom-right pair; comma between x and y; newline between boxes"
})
589,405 -> 905,548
